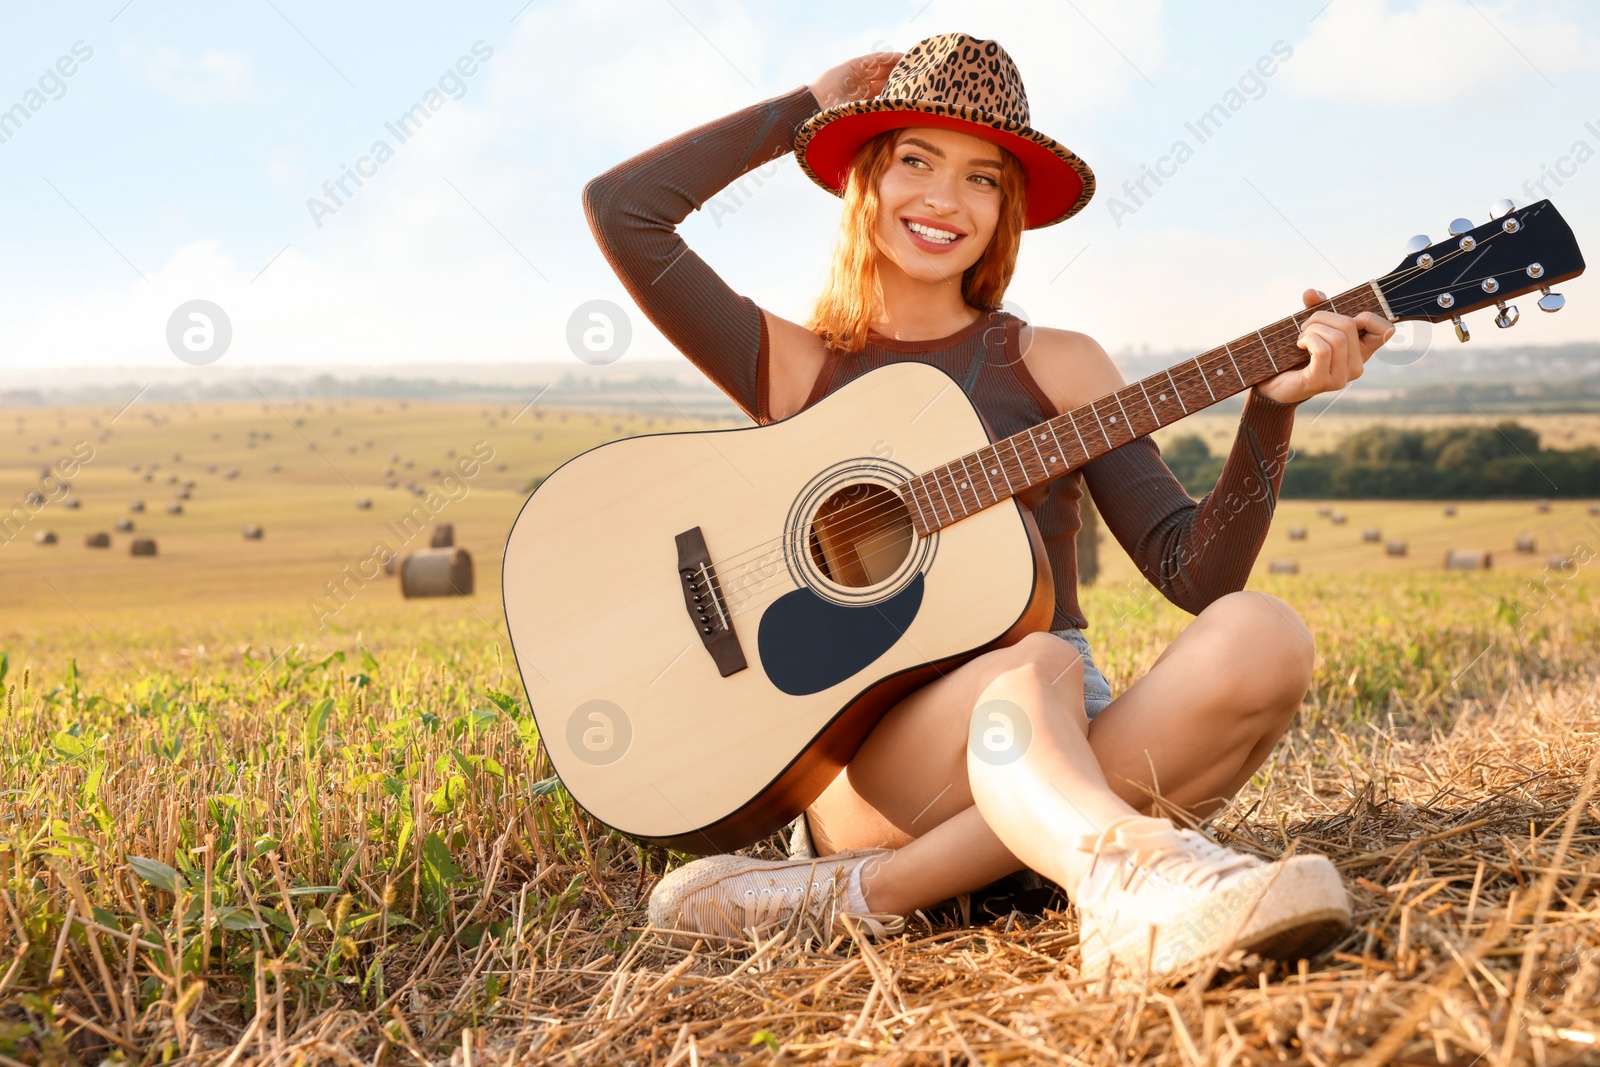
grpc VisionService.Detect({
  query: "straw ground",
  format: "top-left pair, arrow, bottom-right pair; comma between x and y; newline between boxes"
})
3,563 -> 1599,1064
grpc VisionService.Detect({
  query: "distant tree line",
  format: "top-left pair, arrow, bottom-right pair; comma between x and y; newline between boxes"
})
1161,421 -> 1600,498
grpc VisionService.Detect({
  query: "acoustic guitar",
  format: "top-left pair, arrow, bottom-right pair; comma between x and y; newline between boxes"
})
502,199 -> 1584,854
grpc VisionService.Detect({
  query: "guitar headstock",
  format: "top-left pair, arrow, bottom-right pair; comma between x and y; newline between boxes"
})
1376,199 -> 1585,340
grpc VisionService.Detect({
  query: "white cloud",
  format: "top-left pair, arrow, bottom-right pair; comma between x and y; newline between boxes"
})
1283,0 -> 1589,105
140,44 -> 258,105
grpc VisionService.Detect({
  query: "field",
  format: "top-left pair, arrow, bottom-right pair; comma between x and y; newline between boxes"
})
4,401 -> 1600,1064
1149,410 -> 1600,459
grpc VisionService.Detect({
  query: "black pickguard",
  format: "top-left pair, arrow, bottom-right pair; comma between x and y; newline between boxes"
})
757,575 -> 924,696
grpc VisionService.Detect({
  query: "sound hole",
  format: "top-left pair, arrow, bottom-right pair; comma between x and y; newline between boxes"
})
806,482 -> 913,588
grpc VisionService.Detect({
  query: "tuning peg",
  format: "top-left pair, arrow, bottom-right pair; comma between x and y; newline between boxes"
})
1448,218 -> 1474,236
1453,316 -> 1470,342
1405,234 -> 1432,254
1490,198 -> 1517,220
1538,287 -> 1565,313
1494,302 -> 1519,328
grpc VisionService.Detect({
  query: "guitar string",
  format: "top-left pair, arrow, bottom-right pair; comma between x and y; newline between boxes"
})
673,234 -> 1541,625
686,316 -> 1322,617
699,277 -> 1426,594
702,226 -> 1539,574
688,226 -> 1527,587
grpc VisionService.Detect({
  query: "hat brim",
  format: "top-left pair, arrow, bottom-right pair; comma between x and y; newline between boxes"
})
794,99 -> 1095,230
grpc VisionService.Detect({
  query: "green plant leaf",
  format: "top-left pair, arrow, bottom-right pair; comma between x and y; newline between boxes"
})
419,832 -> 458,914
304,697 -> 335,750
128,856 -> 186,893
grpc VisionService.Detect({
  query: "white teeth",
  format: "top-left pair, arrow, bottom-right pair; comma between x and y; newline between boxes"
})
906,220 -> 959,243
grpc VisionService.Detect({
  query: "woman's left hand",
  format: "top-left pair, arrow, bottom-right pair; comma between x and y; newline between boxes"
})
1252,288 -> 1396,405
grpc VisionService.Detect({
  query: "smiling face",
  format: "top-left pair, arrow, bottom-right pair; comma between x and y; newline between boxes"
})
873,125 -> 1006,285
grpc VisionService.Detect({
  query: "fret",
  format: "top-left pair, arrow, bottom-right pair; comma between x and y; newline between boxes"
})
1195,358 -> 1216,401
905,480 -> 933,532
1007,436 -> 1032,487
1112,389 -> 1134,436
1044,423 -> 1070,468
1163,369 -> 1188,414
1064,410 -> 1090,458
946,461 -> 971,515
1222,342 -> 1245,388
1255,329 -> 1279,372
1089,400 -> 1112,449
968,453 -> 998,503
953,457 -> 976,505
1004,435 -> 1030,495
1138,378 -> 1159,425
1027,427 -> 1050,475
989,445 -> 1016,494
930,464 -> 956,524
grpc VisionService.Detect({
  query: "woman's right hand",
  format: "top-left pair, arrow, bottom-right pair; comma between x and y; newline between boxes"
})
808,51 -> 902,110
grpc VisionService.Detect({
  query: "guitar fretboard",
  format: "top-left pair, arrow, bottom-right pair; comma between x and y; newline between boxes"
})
900,281 -> 1393,536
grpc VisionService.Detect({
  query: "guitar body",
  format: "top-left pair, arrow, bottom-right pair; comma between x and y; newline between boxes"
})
502,361 -> 1054,853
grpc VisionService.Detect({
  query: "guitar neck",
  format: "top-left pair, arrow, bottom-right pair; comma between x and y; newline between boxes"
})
901,280 -> 1394,536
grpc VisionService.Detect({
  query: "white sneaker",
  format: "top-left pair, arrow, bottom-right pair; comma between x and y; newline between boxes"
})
1072,815 -> 1351,980
648,848 -> 905,946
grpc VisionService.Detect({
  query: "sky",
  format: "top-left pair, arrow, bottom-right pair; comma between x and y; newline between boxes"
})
0,0 -> 1595,377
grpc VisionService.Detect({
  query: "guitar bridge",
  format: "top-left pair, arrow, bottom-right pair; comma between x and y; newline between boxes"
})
675,526 -> 747,677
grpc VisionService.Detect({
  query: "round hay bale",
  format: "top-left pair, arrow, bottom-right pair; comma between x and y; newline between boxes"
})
1287,525 -> 1307,541
1445,549 -> 1490,570
1330,512 -> 1347,525
356,498 -> 372,509
1362,527 -> 1381,542
24,490 -> 43,507
1268,559 -> 1299,575
130,538 -> 158,557
85,532 -> 110,548
1315,505 -> 1331,517
129,500 -> 145,512
166,502 -> 184,515
1548,555 -> 1574,572
1386,539 -> 1408,557
1589,504 -> 1600,517
242,524 -> 264,540
63,498 -> 80,509
430,522 -> 455,548
1514,535 -> 1537,554
382,554 -> 397,576
114,517 -> 134,532
1537,499 -> 1552,513
34,529 -> 57,545
1443,505 -> 1457,517
400,547 -> 473,598
224,468 -> 240,480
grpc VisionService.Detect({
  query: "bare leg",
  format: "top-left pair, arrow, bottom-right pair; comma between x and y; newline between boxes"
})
806,591 -> 1315,916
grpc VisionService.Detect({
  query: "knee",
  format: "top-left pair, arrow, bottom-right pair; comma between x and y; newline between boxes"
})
972,631 -> 1087,727
990,631 -> 1085,690
1198,591 -> 1315,706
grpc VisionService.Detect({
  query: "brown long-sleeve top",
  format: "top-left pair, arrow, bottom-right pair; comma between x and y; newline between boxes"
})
581,84 -> 1299,631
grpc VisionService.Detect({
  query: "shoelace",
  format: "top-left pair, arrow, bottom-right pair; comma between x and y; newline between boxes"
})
735,862 -> 905,942
1074,814 -> 1261,894
741,874 -> 844,929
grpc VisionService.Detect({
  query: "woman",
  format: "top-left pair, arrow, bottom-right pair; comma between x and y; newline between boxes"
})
581,34 -> 1394,978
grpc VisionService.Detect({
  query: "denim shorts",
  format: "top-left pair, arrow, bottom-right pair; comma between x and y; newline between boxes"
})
1050,626 -> 1115,721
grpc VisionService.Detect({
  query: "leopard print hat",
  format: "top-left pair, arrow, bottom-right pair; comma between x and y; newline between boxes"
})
794,33 -> 1095,230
